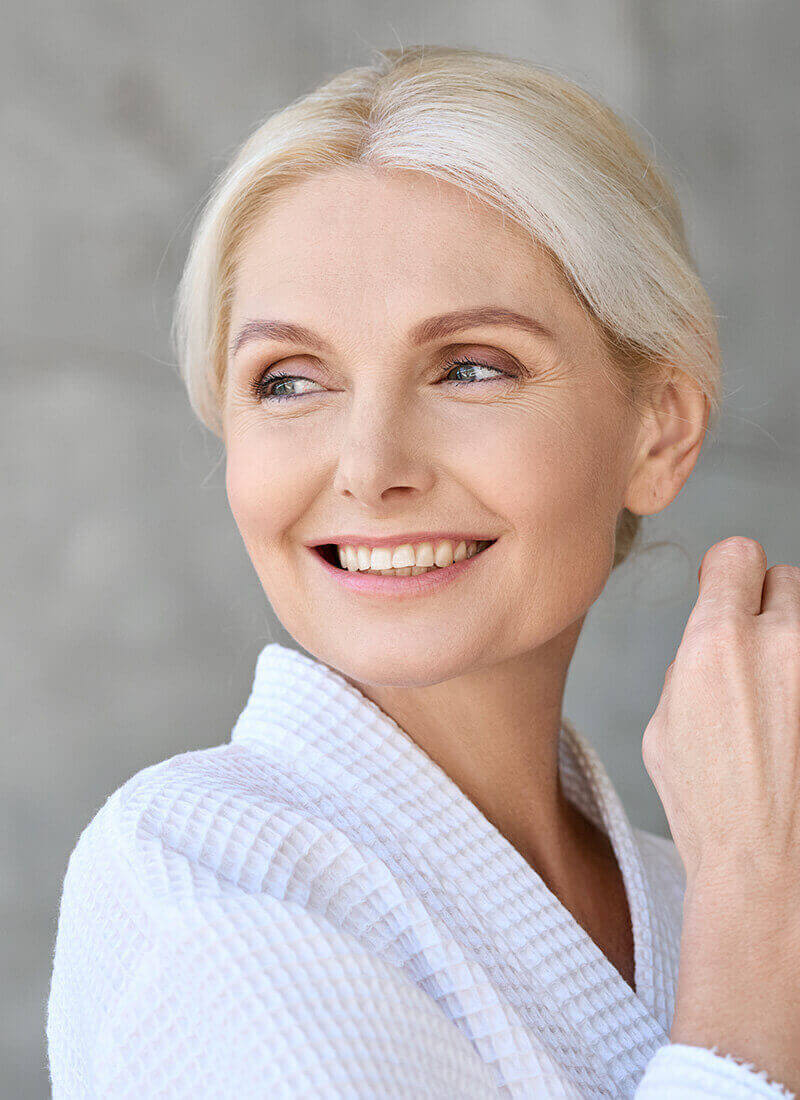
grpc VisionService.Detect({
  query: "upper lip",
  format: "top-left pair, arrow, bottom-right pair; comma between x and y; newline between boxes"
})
307,532 -> 497,551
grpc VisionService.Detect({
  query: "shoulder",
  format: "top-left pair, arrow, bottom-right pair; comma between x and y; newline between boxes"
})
49,741 -> 370,1047
64,748 -> 345,902
49,746 -> 502,1098
61,741 -> 362,920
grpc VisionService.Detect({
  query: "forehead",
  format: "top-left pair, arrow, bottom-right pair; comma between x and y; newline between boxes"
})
234,168 -> 571,297
228,167 -> 594,361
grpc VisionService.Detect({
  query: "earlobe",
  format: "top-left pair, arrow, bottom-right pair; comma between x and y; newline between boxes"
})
621,408 -> 666,518
622,376 -> 710,518
623,465 -> 670,518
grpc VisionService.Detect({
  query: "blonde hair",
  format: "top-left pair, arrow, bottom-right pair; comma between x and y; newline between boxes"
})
173,44 -> 722,569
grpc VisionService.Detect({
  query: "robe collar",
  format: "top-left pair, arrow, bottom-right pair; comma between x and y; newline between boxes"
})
231,641 -> 680,1089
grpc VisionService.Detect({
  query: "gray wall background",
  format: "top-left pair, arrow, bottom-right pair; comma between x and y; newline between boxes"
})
4,2 -> 798,1095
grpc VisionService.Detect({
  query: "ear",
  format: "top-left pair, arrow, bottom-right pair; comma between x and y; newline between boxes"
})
623,369 -> 710,517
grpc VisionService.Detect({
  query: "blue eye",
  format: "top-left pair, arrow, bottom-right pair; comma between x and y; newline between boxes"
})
253,373 -> 317,402
252,358 -> 509,403
442,358 -> 507,387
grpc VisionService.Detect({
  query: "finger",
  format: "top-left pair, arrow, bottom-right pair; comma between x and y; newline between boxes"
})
692,536 -> 767,619
760,563 -> 800,617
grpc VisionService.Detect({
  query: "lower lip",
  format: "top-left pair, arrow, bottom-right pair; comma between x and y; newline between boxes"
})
309,541 -> 497,597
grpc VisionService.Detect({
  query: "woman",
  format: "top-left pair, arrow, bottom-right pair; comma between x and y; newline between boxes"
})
46,45 -> 799,1098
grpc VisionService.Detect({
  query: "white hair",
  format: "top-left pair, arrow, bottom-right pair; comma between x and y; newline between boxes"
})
173,44 -> 721,567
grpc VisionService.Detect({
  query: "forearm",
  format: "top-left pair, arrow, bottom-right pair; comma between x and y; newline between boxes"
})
670,864 -> 800,1095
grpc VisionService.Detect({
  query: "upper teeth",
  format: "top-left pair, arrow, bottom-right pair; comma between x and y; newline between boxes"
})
336,539 -> 491,572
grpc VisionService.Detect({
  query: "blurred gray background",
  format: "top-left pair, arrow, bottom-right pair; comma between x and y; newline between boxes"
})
3,1 -> 799,1095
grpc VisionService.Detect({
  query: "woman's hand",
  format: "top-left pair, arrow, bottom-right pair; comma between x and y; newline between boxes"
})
642,535 -> 800,889
642,535 -> 800,1093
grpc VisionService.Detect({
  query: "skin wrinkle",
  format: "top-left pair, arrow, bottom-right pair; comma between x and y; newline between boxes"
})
229,305 -> 559,361
221,166 -> 708,988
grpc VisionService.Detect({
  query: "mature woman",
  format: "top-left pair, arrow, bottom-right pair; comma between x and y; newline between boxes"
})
47,45 -> 799,1098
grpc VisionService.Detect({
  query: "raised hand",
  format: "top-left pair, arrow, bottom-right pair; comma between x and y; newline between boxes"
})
642,535 -> 800,888
641,535 -> 800,1093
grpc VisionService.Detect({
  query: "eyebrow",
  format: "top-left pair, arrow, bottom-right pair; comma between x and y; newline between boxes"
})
229,306 -> 558,358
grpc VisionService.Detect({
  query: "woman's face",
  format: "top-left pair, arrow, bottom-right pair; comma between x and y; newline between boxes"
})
223,166 -> 648,685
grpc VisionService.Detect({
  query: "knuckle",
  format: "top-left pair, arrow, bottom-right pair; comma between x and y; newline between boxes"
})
766,563 -> 800,582
700,537 -> 767,586
715,535 -> 766,559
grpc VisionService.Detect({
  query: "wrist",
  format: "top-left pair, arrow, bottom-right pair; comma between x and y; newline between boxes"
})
679,861 -> 800,978
684,852 -> 800,926
671,864 -> 800,1091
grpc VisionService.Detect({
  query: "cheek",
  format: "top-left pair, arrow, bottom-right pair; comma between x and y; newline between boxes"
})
479,409 -> 615,531
477,410 -> 620,612
224,433 -> 314,549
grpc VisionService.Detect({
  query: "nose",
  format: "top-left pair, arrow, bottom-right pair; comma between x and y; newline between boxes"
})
331,391 -> 434,508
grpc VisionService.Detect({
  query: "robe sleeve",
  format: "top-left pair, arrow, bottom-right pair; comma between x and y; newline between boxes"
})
635,1042 -> 795,1098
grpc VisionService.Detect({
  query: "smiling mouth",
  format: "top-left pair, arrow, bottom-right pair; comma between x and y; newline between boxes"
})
315,540 -> 497,574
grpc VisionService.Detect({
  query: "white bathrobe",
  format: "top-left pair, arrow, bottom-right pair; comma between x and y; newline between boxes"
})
46,642 -> 794,1098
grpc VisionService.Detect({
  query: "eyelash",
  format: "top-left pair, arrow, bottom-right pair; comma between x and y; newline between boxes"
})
251,357 -> 512,403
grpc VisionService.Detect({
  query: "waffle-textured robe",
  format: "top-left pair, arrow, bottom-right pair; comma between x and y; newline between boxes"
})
46,642 -> 795,1098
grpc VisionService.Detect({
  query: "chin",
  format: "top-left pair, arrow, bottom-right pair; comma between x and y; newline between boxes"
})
309,639 -> 473,690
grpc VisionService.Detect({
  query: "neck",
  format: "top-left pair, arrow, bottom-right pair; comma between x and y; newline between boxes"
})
341,616 -> 590,891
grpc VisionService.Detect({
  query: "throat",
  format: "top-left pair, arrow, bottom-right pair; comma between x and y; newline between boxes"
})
561,814 -> 637,994
587,844 -> 636,993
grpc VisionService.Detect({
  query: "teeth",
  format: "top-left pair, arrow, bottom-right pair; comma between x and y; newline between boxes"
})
335,539 -> 491,574
370,547 -> 393,571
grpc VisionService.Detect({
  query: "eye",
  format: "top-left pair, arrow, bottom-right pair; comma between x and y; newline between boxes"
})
250,355 -> 513,404
441,357 -> 509,387
250,371 -> 322,403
